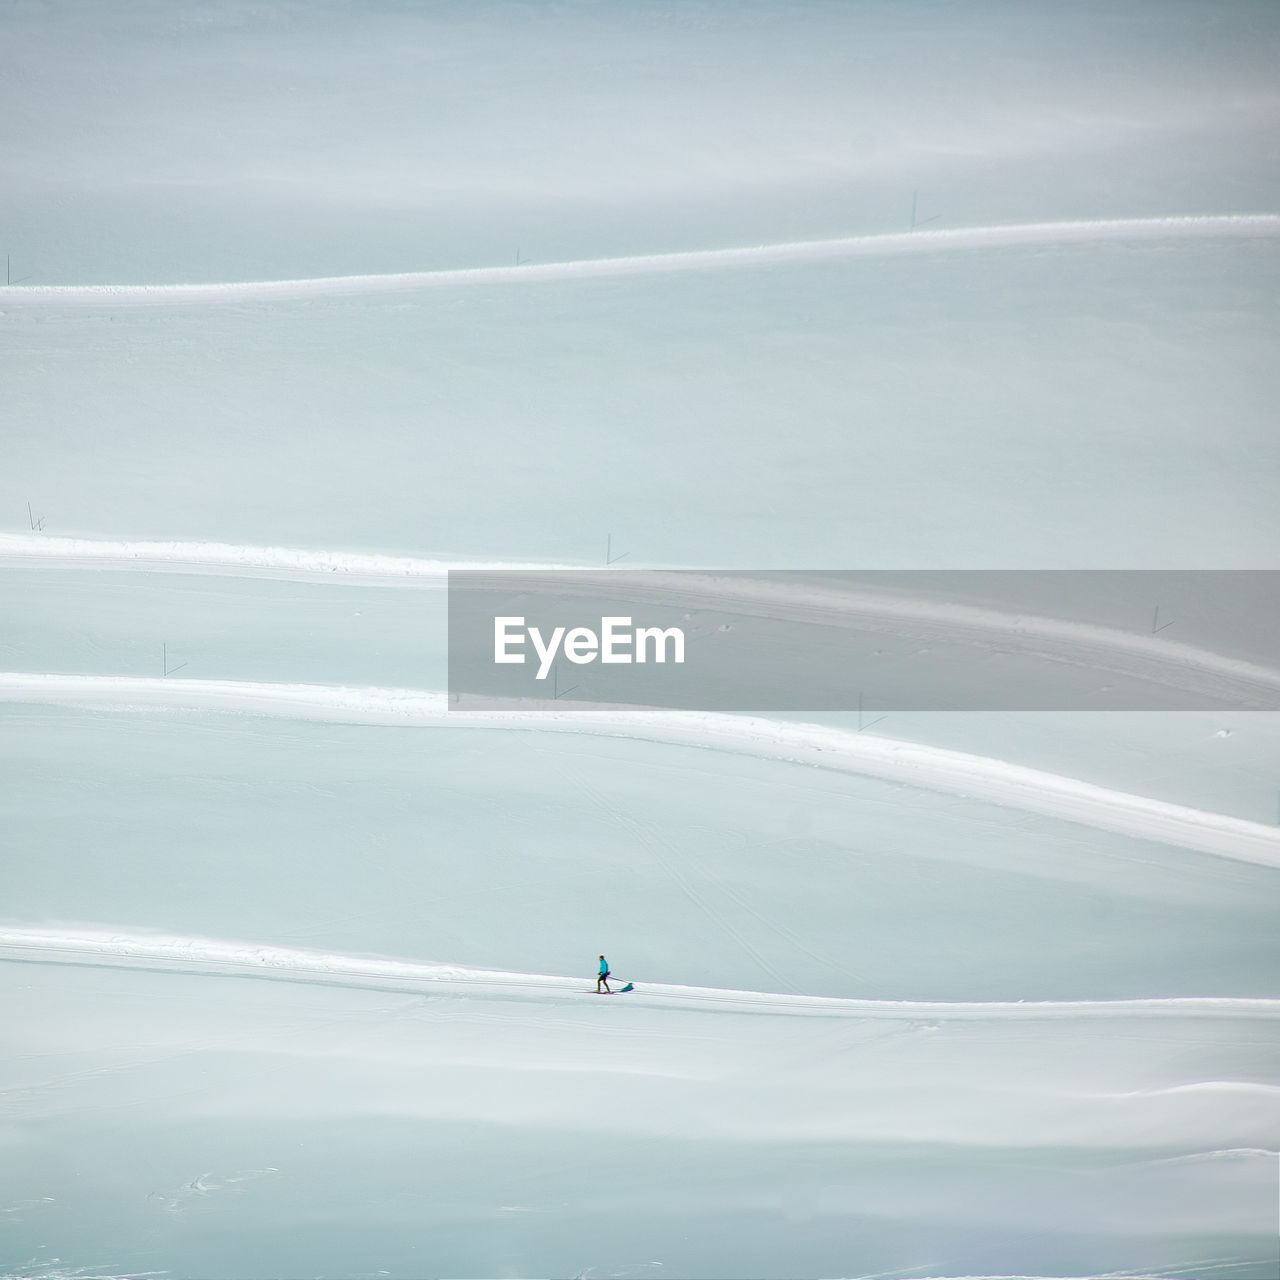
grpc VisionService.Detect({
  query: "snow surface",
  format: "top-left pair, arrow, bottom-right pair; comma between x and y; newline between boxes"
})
4,674 -> 1280,869
2,1 -> 1279,1278
4,216 -> 1276,306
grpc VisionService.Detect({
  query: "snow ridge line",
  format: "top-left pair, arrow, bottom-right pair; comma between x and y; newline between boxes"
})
2,926 -> 1276,1021
0,532 -> 569,579
4,215 -> 1277,305
3,673 -> 1279,867
4,535 -> 1278,706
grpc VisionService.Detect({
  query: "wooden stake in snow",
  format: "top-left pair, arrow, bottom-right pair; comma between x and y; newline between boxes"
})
857,691 -> 886,732
552,664 -> 578,700
162,644 -> 187,678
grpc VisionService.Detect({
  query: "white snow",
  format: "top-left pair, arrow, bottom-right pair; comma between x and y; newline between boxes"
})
2,1 -> 1279,1277
2,216 -> 1275,306
5,924 -> 1278,1025
6,539 -> 1280,705
3,672 -> 1280,867
0,531 -> 573,580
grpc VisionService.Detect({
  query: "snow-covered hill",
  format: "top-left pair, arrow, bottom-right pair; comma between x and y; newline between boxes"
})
2,2 -> 1278,1277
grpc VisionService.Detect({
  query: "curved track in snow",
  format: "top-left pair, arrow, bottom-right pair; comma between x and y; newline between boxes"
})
4,535 -> 1278,708
2,926 -> 1276,1022
0,532 -> 562,581
3,215 -> 1276,307
4,672 -> 1279,867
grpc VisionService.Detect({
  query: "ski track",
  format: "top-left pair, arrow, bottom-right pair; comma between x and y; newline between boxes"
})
2,926 -> 1277,1022
0,533 -> 571,581
2,215 -> 1276,307
3,672 -> 1280,868
4,535 -> 1279,708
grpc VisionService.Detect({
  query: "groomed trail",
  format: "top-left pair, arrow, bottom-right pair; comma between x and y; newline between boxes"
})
3,535 -> 1278,708
0,532 -> 568,580
2,926 -> 1277,1022
3,673 -> 1279,868
2,215 -> 1277,306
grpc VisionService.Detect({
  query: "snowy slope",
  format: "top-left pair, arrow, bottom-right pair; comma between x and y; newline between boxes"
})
2,1 -> 1279,1278
5,235 -> 1280,569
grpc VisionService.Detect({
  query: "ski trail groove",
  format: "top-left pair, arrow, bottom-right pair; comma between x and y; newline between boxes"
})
3,536 -> 1278,707
3,215 -> 1277,307
2,927 -> 1277,1021
3,672 -> 1279,867
0,532 -> 571,581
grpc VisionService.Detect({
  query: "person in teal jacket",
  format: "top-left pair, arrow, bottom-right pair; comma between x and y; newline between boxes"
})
596,955 -> 611,993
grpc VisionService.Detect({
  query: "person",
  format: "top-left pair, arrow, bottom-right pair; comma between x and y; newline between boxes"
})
596,954 -> 611,994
